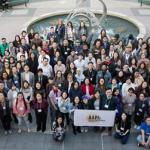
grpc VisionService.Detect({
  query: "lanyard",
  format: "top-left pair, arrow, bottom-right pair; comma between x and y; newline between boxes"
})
106,99 -> 111,106
37,102 -> 42,109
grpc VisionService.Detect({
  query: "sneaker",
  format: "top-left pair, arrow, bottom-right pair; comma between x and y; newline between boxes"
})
4,131 -> 8,135
137,143 -> 142,147
136,126 -> 140,130
27,128 -> 31,133
108,131 -> 112,136
8,130 -> 12,134
18,129 -> 22,133
81,128 -> 84,133
134,125 -> 137,129
84,128 -> 88,133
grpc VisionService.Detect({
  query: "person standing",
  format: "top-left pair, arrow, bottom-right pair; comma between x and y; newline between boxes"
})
134,93 -> 146,130
7,84 -> 19,124
21,64 -> 35,87
137,117 -> 150,148
0,92 -> 12,135
13,92 -> 31,133
58,91 -> 71,126
0,38 -> 9,56
32,93 -> 48,132
101,88 -> 116,135
55,19 -> 65,44
48,84 -> 61,129
122,88 -> 136,122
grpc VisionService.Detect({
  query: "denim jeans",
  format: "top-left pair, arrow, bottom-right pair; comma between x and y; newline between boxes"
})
17,115 -> 30,129
114,132 -> 130,144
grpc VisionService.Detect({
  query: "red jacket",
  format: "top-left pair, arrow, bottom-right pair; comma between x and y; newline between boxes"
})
81,84 -> 94,96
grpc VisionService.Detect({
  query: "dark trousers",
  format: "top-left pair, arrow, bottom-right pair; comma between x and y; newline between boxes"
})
28,113 -> 32,123
0,115 -> 11,131
2,1 -> 8,11
50,108 -> 59,129
61,112 -> 70,125
35,111 -> 47,132
127,114 -> 132,123
72,123 -> 81,135
114,132 -> 130,144
101,127 -> 112,132
134,115 -> 144,126
12,113 -> 18,124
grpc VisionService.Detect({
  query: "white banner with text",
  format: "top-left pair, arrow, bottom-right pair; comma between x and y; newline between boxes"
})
74,110 -> 116,127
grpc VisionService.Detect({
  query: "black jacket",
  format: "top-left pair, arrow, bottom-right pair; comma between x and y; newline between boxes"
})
0,100 -> 11,119
69,88 -> 83,102
101,95 -> 116,110
35,75 -> 48,89
116,119 -> 131,134
135,99 -> 146,117
83,69 -> 97,85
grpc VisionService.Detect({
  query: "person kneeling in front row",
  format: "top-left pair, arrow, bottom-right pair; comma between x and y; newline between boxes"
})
52,116 -> 65,142
137,116 -> 150,148
114,112 -> 131,144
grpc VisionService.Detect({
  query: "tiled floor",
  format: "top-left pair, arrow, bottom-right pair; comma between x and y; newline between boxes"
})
1,8 -> 36,17
138,9 -> 150,15
0,129 -> 146,150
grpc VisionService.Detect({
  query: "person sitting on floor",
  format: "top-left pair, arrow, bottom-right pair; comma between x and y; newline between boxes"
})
114,112 -> 131,144
52,116 -> 65,142
137,116 -> 150,148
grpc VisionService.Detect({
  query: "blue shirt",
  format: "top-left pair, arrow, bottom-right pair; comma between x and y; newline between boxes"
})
140,122 -> 150,136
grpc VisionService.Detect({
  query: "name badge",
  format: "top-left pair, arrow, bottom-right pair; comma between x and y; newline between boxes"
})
139,108 -> 142,112
95,107 -> 99,110
120,127 -> 124,131
104,104 -> 108,109
14,80 -> 18,84
56,97 -> 59,101
63,107 -> 66,110
19,107 -> 23,110
38,109 -> 42,113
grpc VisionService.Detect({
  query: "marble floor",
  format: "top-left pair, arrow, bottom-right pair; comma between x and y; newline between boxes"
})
0,0 -> 150,150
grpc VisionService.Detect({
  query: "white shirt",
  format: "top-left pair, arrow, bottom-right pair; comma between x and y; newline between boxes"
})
122,83 -> 135,97
38,54 -> 50,66
84,57 -> 96,69
17,52 -> 28,61
38,64 -> 53,77
74,59 -> 85,73
24,72 -> 30,82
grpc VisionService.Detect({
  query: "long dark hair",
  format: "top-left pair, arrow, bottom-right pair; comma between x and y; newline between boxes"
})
22,80 -> 30,89
67,21 -> 73,30
55,116 -> 64,127
15,92 -> 27,111
79,21 -> 87,31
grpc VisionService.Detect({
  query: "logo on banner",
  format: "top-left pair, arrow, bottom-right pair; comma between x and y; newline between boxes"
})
87,114 -> 101,122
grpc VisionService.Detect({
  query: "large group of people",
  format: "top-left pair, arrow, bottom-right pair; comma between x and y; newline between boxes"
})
0,18 -> 150,147
0,0 -> 8,11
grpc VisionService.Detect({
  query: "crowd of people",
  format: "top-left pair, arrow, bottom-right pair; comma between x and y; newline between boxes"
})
0,0 -> 9,11
0,18 -> 150,147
